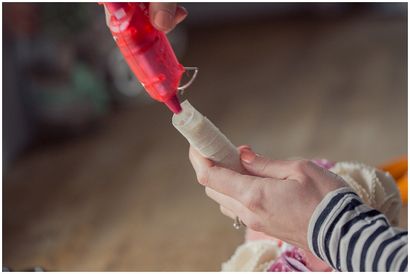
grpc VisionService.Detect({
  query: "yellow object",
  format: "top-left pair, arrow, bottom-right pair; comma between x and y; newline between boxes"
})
379,155 -> 407,203
397,173 -> 408,203
379,155 -> 407,179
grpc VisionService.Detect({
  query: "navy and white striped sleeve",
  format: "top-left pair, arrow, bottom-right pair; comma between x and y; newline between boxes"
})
308,187 -> 408,272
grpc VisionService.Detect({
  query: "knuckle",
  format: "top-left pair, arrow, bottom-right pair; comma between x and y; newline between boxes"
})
246,198 -> 260,212
197,166 -> 220,186
297,176 -> 310,188
244,183 -> 265,212
197,169 -> 209,185
292,159 -> 310,172
257,157 -> 270,174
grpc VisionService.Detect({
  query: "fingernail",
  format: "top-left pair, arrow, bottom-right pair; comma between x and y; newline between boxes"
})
175,11 -> 187,25
154,10 -> 174,31
240,149 -> 256,164
239,145 -> 252,152
177,6 -> 188,20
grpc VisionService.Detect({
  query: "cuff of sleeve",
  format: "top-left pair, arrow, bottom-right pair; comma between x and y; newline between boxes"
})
307,187 -> 357,259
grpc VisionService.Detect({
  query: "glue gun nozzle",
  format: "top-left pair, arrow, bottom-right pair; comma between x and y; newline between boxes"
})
165,95 -> 182,114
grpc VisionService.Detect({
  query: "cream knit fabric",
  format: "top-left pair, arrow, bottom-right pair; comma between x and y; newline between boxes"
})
221,240 -> 283,272
329,162 -> 402,226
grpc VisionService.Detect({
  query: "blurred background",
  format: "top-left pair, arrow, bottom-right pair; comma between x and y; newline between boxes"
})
3,2 -> 407,271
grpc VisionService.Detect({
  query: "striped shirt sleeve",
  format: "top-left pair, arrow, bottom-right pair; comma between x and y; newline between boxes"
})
308,187 -> 408,272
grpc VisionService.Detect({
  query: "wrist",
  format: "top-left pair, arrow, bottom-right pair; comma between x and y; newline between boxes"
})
307,187 -> 357,259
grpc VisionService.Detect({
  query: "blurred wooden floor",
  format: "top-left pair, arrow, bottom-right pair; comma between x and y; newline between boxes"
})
3,11 -> 407,271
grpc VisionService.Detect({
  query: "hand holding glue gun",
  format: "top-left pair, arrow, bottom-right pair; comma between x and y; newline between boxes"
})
104,3 -> 188,33
103,2 -> 197,113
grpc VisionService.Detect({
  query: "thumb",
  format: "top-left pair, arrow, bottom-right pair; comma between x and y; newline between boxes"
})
239,148 -> 293,179
149,3 -> 177,33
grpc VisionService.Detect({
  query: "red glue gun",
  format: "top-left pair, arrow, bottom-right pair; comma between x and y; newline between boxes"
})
103,3 -> 196,113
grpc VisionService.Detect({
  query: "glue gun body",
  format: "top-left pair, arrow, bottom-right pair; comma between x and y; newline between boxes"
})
104,2 -> 184,113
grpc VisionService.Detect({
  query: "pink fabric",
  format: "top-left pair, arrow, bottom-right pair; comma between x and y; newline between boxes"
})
312,159 -> 335,169
268,247 -> 310,272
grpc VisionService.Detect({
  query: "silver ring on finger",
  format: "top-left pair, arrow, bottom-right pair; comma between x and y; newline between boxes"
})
233,216 -> 246,229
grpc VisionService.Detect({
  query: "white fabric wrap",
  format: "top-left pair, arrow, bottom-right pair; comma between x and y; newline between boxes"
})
221,240 -> 283,272
172,100 -> 246,173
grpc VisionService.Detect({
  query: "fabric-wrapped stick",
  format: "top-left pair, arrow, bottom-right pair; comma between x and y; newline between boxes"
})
172,100 -> 246,174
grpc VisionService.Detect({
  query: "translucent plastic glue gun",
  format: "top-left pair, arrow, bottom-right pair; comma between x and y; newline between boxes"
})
102,2 -> 197,113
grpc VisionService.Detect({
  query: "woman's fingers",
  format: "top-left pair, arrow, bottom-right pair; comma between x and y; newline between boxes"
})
174,6 -> 188,25
149,3 -> 187,33
189,146 -> 214,171
240,148 -> 295,179
206,187 -> 247,216
189,146 -> 275,214
238,144 -> 252,151
220,205 -> 235,219
149,3 -> 177,32
104,3 -> 187,33
206,187 -> 255,225
190,147 -> 253,198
